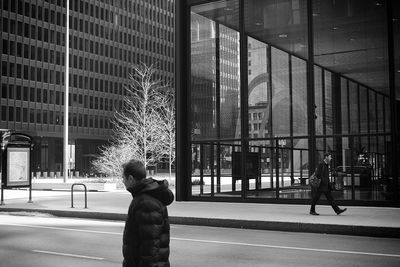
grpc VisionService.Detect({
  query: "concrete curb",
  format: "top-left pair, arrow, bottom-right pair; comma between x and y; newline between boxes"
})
0,207 -> 126,221
169,216 -> 400,238
1,207 -> 399,238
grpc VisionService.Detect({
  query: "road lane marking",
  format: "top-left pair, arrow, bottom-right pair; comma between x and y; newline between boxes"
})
0,222 -> 121,235
172,237 -> 400,259
33,250 -> 104,260
3,222 -> 400,259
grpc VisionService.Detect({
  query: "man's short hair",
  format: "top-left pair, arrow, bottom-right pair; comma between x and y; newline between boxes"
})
122,159 -> 146,181
323,152 -> 332,158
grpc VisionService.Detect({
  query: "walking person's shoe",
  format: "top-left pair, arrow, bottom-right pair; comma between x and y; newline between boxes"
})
336,208 -> 347,215
309,211 -> 319,215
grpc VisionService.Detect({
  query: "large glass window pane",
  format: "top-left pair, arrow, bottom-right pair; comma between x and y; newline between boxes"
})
271,47 -> 290,136
248,140 -> 276,198
340,78 -> 349,134
190,0 -> 240,141
291,56 -> 307,136
293,137 -> 309,182
394,1 -> 400,102
282,138 -> 310,199
314,66 -> 323,135
248,38 -> 270,139
349,82 -> 359,134
190,0 -> 240,199
216,142 -> 241,197
384,96 -> 391,133
244,0 -> 308,59
313,0 -> 389,96
368,91 -> 377,133
190,12 -> 217,140
359,86 -> 368,133
219,24 -> 240,139
191,143 -> 211,197
324,71 -> 333,135
377,94 -> 384,132
276,139 -> 293,194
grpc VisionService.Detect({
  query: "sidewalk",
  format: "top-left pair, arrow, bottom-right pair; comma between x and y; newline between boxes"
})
0,188 -> 399,238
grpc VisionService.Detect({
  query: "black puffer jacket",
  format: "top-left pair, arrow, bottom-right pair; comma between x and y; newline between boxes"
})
123,178 -> 174,267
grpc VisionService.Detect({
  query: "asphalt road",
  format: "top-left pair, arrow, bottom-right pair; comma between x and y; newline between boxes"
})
1,212 -> 400,267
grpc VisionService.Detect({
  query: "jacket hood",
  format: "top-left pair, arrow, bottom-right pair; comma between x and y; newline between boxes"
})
129,178 -> 174,206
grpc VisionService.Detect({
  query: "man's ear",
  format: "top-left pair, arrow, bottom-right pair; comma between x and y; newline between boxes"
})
127,175 -> 134,181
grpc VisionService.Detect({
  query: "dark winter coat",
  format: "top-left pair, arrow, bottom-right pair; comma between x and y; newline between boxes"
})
123,178 -> 174,267
315,161 -> 331,192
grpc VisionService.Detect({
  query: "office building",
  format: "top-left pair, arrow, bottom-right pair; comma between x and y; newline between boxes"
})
175,0 -> 400,205
1,0 -> 174,177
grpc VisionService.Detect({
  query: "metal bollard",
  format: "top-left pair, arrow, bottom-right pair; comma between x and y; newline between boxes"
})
71,183 -> 88,208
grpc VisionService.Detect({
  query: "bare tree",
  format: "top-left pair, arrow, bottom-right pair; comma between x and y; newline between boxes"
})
93,64 -> 169,176
92,141 -> 135,177
155,91 -> 176,181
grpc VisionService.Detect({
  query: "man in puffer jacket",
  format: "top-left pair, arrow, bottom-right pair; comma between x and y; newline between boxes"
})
122,159 -> 174,267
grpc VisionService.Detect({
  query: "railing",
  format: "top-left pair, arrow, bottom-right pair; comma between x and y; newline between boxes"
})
71,183 -> 88,208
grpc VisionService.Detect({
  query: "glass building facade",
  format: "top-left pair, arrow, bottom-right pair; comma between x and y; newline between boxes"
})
175,0 -> 400,205
1,0 -> 174,177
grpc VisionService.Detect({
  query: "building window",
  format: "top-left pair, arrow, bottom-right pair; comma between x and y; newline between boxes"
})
1,106 -> 6,121
8,106 -> 14,121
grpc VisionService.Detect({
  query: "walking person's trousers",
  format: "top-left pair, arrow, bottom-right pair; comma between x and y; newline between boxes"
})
310,189 -> 339,212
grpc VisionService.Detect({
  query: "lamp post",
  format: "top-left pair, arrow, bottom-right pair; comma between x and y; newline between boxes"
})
63,0 -> 70,183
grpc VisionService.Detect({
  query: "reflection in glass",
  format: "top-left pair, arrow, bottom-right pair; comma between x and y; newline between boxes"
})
293,138 -> 309,182
313,0 -> 389,95
349,82 -> 359,134
191,143 -> 211,197
216,142 -> 241,197
248,38 -> 269,139
219,25 -> 241,139
377,94 -> 384,132
187,0 -> 395,202
244,0 -> 308,59
314,66 -> 323,135
190,0 -> 241,198
394,1 -> 400,101
190,12 -> 217,140
271,47 -> 290,136
359,86 -> 368,133
291,56 -> 307,136
368,91 -> 377,133
384,97 -> 391,133
190,1 -> 241,141
340,78 -> 348,134
248,140 -> 276,198
324,71 -> 332,135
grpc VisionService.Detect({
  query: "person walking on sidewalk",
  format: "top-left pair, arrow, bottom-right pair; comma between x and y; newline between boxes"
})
310,152 -> 347,216
122,159 -> 174,267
